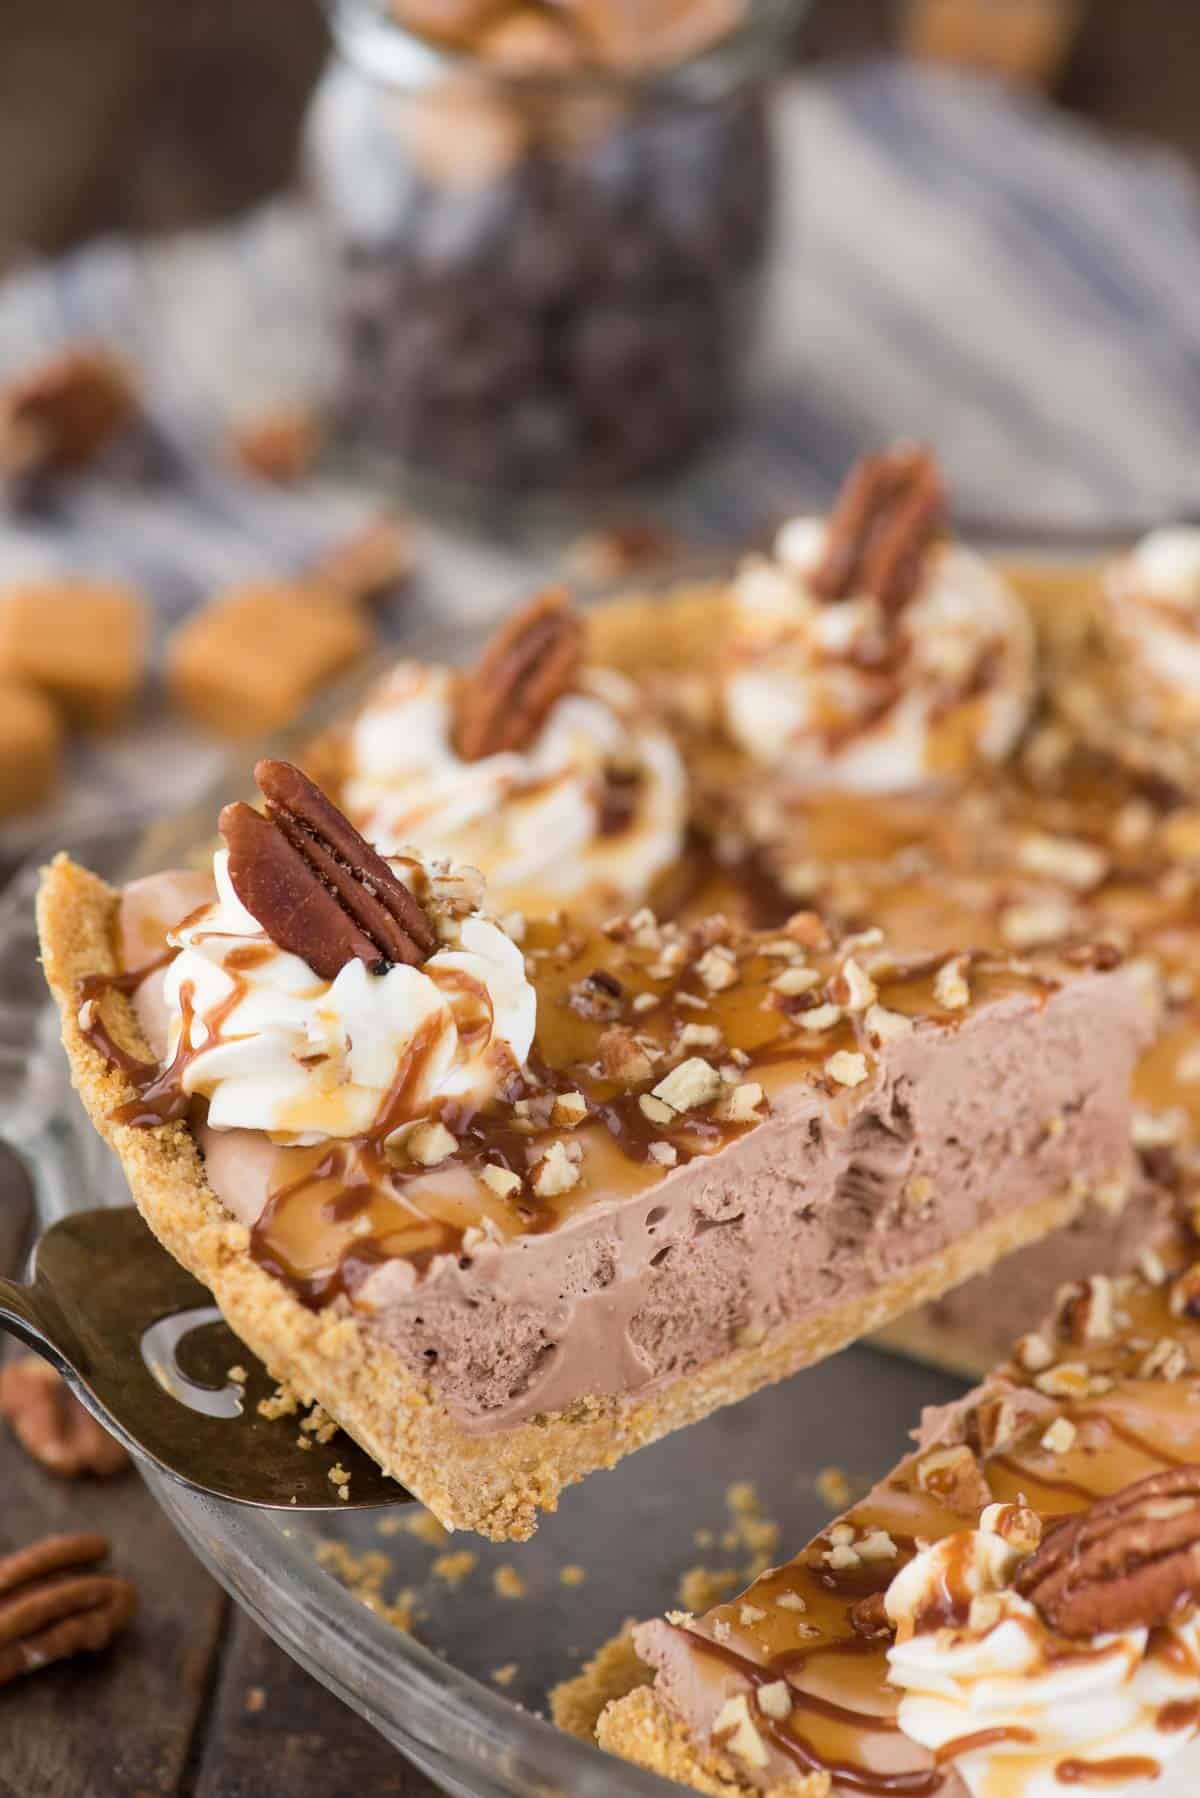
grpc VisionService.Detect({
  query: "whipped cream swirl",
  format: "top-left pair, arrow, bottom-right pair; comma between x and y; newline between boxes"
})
1103,528 -> 1200,727
342,661 -> 687,916
723,517 -> 1034,790
162,848 -> 535,1143
886,1503 -> 1200,1798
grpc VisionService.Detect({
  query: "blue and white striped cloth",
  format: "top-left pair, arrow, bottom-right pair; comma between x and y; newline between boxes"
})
2,59 -> 1199,854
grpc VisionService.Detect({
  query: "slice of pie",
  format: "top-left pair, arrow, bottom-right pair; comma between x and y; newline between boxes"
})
586,1223 -> 1200,1795
39,736 -> 1145,1539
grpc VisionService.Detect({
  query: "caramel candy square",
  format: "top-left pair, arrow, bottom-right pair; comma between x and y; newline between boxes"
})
0,680 -> 62,817
167,583 -> 370,738
0,581 -> 147,730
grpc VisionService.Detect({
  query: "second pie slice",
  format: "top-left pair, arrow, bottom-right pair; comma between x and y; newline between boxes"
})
38,760 -> 1145,1538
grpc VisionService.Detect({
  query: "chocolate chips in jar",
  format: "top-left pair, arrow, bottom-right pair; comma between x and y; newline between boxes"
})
308,0 -> 777,495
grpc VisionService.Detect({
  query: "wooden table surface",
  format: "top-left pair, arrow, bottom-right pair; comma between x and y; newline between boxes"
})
0,1165 -> 435,1798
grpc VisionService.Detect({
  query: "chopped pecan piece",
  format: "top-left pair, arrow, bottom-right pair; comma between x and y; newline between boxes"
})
0,1357 -> 129,1478
848,1592 -> 893,1640
453,587 -> 582,761
0,344 -> 137,479
0,1533 -> 136,1686
809,446 -> 945,614
221,759 -> 437,981
915,1444 -> 992,1518
1014,1467 -> 1200,1638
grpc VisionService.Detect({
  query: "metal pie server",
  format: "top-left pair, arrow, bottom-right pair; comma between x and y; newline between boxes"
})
0,1206 -> 409,1511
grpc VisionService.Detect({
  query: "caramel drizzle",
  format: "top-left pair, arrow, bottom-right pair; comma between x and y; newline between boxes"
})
672,1626 -> 943,1796
1055,1756 -> 1163,1786
77,951 -> 185,1117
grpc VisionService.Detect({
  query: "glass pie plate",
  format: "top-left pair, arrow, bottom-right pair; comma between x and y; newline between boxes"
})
0,734 -> 968,1798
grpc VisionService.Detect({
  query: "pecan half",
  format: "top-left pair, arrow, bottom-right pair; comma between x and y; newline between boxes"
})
1014,1467 -> 1200,1638
0,1533 -> 136,1686
0,1357 -> 129,1479
809,446 -> 945,615
453,586 -> 583,761
0,344 -> 138,479
221,759 -> 437,982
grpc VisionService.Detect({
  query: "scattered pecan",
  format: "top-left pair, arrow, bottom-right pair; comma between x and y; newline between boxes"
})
452,587 -> 582,761
915,1444 -> 992,1518
968,1384 -> 1057,1456
848,1592 -> 893,1640
569,968 -> 625,1022
0,1357 -> 129,1479
0,343 -> 137,480
221,759 -> 437,981
1055,1275 -> 1116,1346
809,446 -> 945,614
1014,1467 -> 1200,1638
0,1533 -> 136,1686
596,1025 -> 654,1085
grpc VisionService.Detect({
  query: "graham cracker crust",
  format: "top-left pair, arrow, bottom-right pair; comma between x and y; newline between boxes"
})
596,1684 -> 824,1797
550,1621 -> 650,1743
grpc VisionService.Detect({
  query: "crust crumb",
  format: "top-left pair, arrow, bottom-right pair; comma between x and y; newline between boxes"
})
431,1549 -> 477,1588
677,1565 -> 741,1612
596,1685 -> 825,1796
401,1508 -> 450,1547
494,1564 -> 527,1599
313,1539 -> 415,1631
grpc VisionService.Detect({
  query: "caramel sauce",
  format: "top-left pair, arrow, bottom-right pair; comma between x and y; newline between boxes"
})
1157,1698 -> 1200,1732
1054,1757 -> 1162,1786
933,1725 -> 1034,1762
223,943 -> 276,972
78,956 -> 186,1115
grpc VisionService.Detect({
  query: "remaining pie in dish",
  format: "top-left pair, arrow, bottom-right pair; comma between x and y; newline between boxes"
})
576,1221 -> 1200,1796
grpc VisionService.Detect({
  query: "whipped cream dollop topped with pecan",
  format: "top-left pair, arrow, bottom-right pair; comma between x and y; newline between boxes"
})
724,448 -> 1034,791
162,761 -> 535,1144
886,1489 -> 1200,1797
1102,528 -> 1200,729
342,589 -> 687,917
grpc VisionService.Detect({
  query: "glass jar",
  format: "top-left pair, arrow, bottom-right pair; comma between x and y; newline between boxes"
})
307,0 -> 797,500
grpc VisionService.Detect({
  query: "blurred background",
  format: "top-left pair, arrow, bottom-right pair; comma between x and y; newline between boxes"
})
3,0 -> 1199,260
